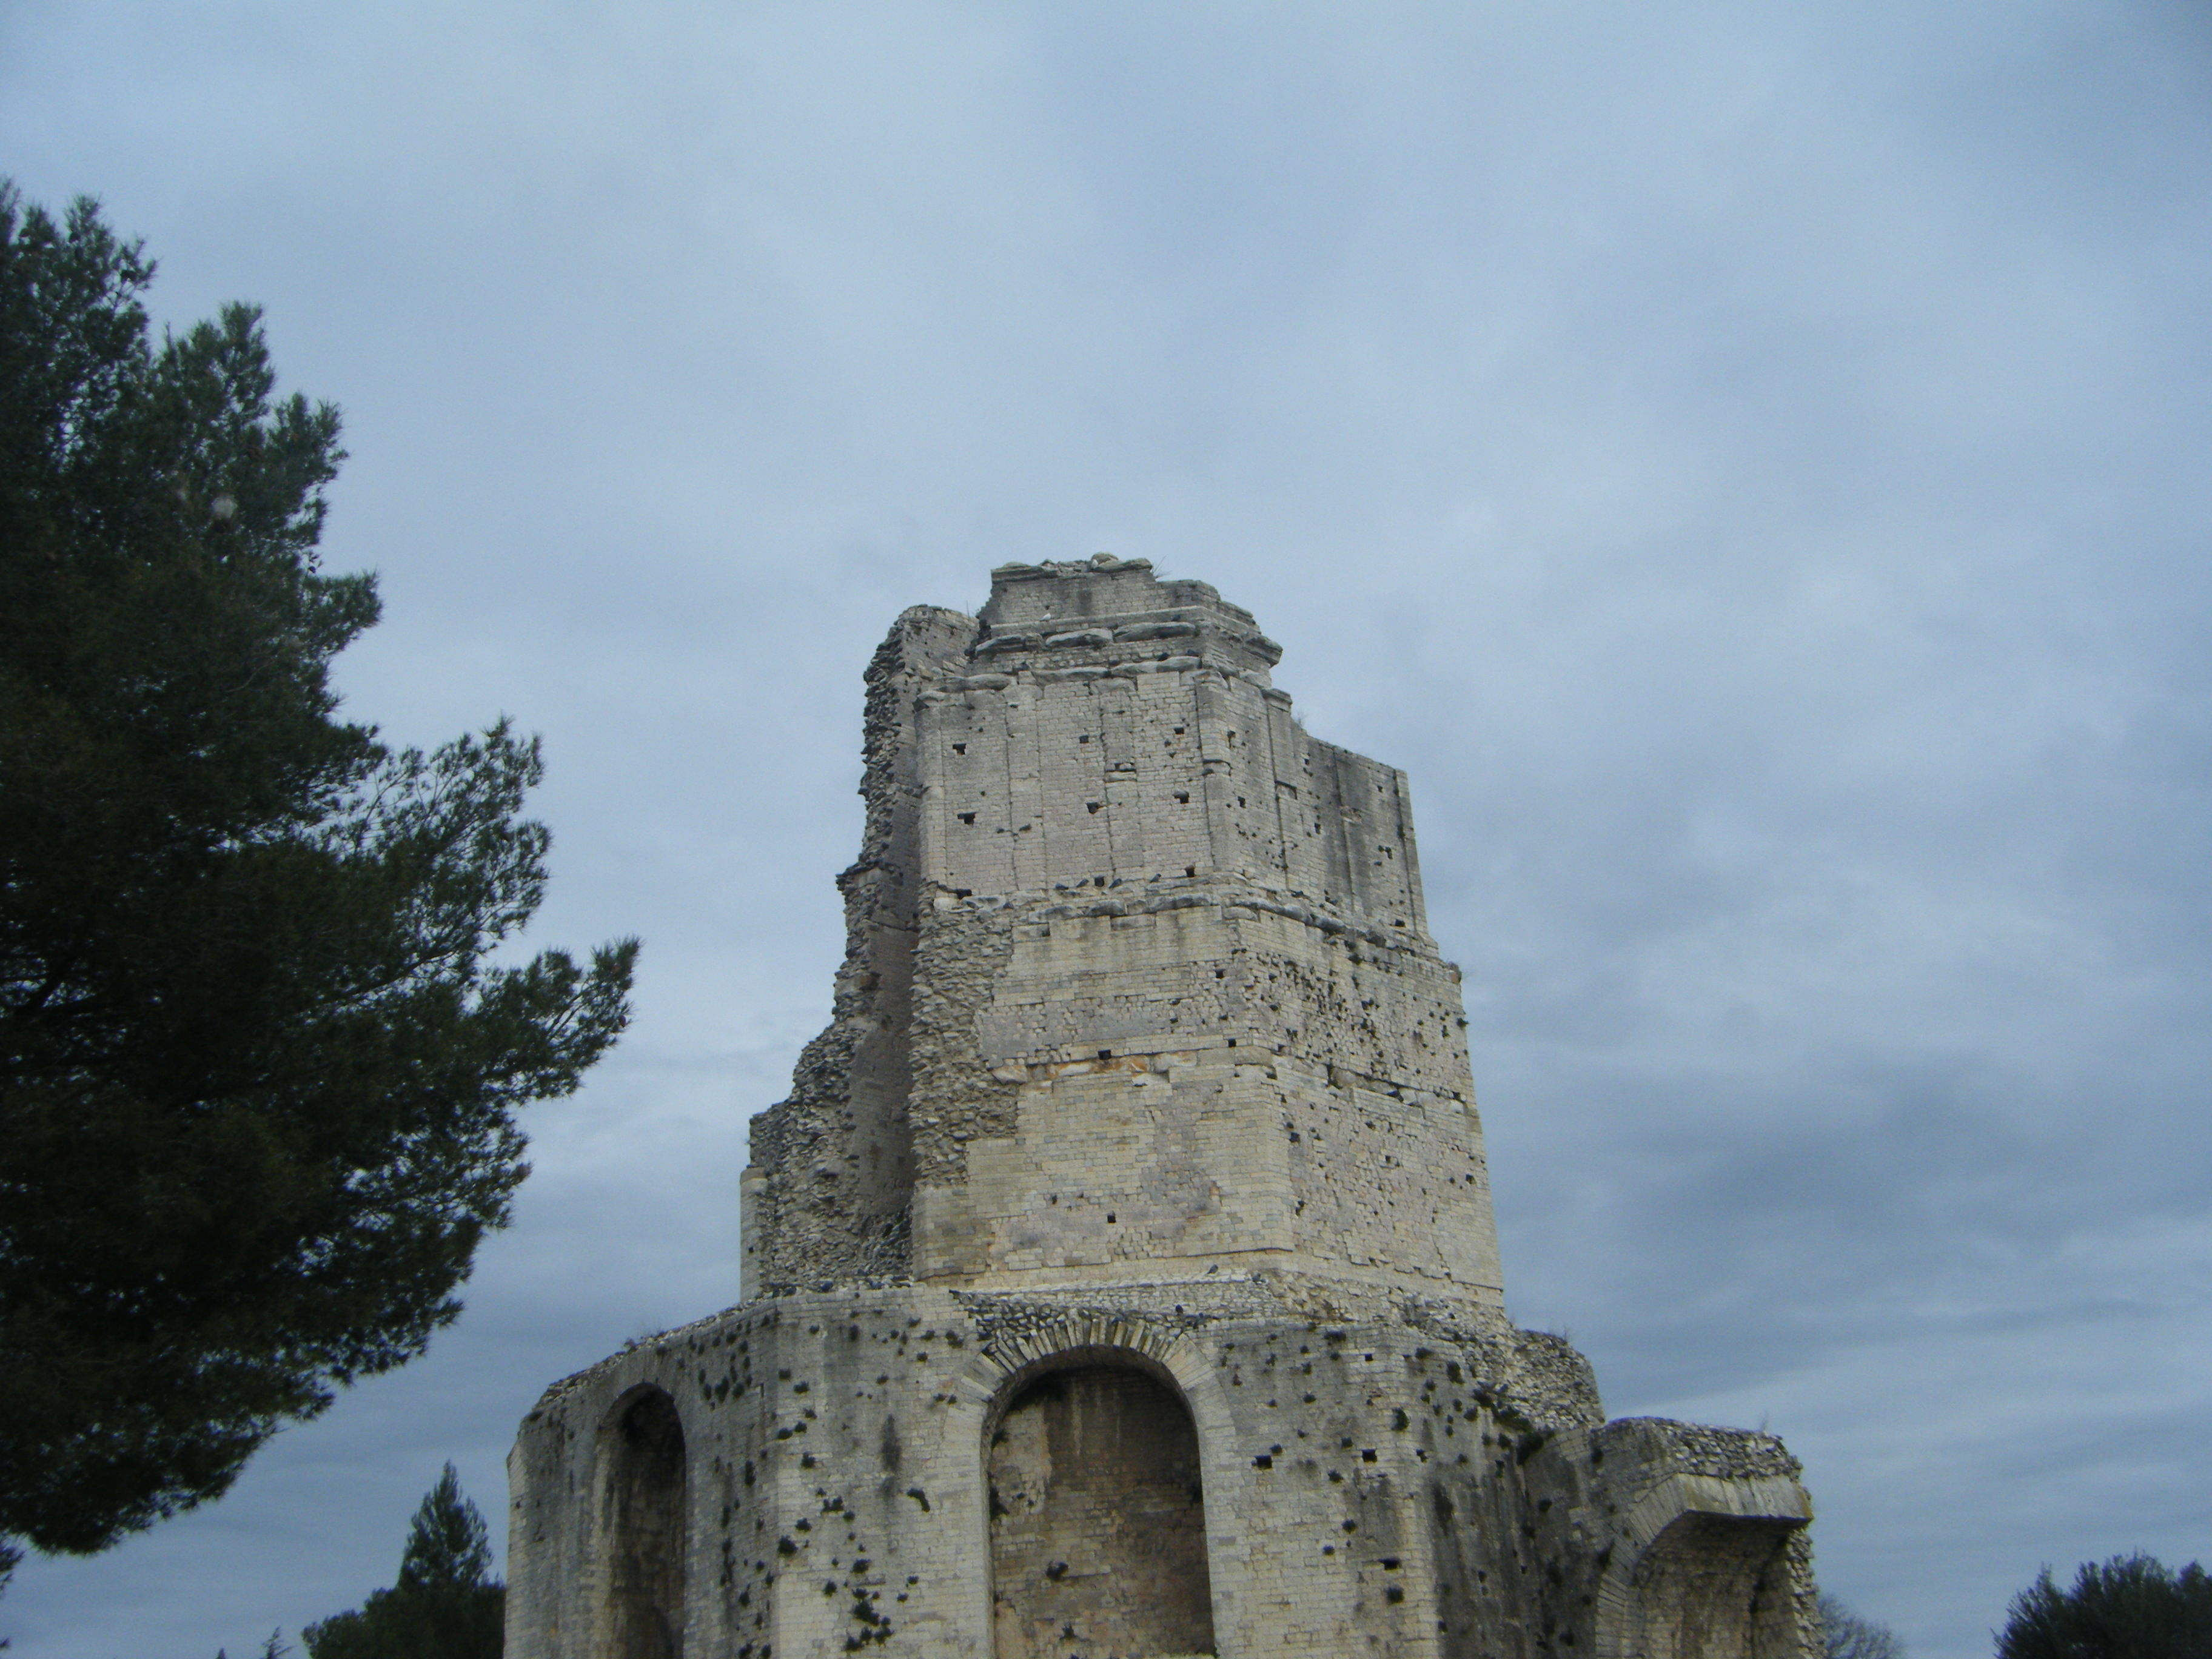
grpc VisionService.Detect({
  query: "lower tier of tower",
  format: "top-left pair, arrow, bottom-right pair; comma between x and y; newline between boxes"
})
506,1278 -> 1818,1659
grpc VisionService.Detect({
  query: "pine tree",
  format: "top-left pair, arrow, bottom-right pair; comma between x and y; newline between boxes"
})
302,1467 -> 503,1659
0,182 -> 637,1580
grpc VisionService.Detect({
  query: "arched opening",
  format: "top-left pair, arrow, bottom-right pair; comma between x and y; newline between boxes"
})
988,1361 -> 1216,1658
603,1387 -> 687,1659
1621,1513 -> 1799,1659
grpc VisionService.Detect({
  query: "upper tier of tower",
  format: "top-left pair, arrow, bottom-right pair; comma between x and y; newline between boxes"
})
914,557 -> 1432,942
742,557 -> 1500,1309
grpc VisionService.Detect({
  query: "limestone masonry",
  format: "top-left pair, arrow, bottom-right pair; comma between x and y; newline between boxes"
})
507,558 -> 1820,1659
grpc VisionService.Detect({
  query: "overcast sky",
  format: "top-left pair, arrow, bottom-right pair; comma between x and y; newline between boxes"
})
5,3 -> 2210,1655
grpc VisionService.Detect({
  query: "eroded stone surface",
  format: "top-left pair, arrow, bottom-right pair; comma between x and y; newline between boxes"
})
509,558 -> 1821,1659
988,1364 -> 1214,1658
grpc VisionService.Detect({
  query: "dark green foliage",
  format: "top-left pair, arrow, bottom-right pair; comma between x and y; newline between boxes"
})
0,182 -> 637,1572
1820,1593 -> 1904,1659
302,1466 -> 503,1659
1996,1553 -> 2212,1659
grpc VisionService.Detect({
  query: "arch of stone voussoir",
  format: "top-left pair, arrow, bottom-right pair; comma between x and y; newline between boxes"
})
947,1312 -> 1245,1652
952,1314 -> 1228,1443
1588,1471 -> 1811,1659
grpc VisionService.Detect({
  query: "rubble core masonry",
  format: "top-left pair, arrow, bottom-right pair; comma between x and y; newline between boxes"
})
508,557 -> 1820,1659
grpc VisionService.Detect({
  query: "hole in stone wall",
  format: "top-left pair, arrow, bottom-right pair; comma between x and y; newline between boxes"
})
959,813 -> 977,825
988,1365 -> 1215,1659
604,1387 -> 686,1659
1087,802 -> 1102,814
953,743 -> 967,754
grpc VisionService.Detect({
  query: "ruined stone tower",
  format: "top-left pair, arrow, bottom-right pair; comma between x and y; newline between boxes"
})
507,558 -> 1819,1659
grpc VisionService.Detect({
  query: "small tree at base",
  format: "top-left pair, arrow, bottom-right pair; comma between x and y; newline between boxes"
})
1997,1554 -> 2212,1659
303,1466 -> 503,1659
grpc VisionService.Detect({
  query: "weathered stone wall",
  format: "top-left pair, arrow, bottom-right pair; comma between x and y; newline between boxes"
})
745,606 -> 976,1293
508,1281 -> 1808,1659
988,1364 -> 1215,1657
513,556 -> 1822,1659
750,557 -> 1498,1308
1517,1419 -> 1822,1659
920,572 -> 1427,927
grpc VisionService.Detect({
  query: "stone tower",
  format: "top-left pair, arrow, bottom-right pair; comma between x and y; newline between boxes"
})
506,558 -> 1819,1659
